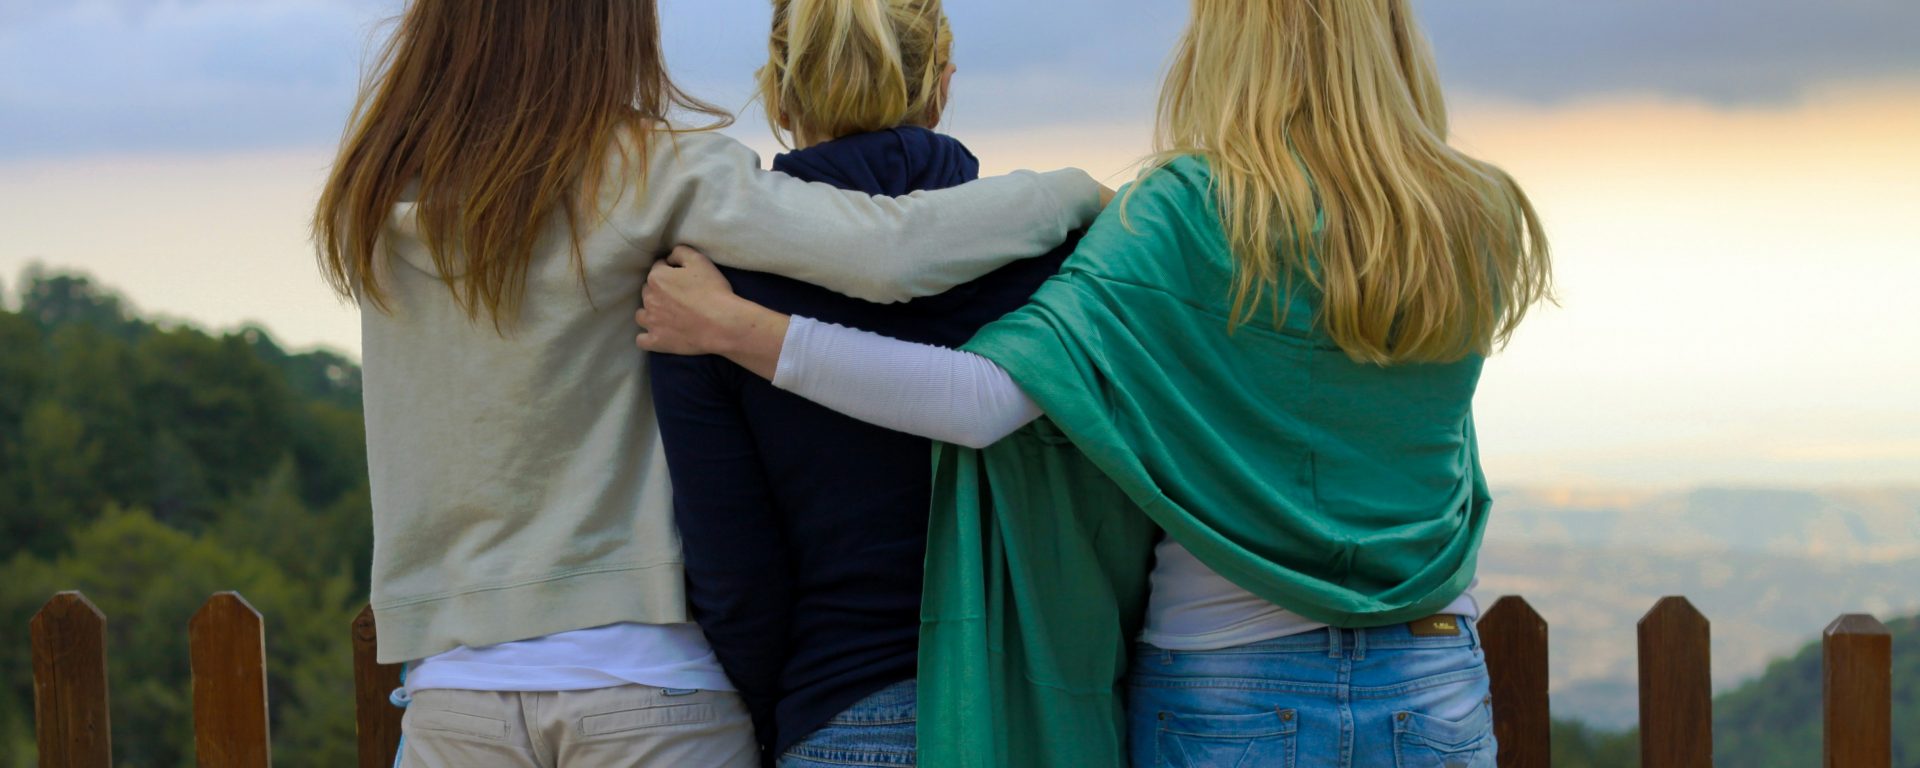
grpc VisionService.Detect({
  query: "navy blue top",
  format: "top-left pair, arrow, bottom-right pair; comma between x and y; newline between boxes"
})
649,127 -> 1075,758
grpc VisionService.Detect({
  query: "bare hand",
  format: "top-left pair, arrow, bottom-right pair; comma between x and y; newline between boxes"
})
635,246 -> 748,355
637,247 -> 793,377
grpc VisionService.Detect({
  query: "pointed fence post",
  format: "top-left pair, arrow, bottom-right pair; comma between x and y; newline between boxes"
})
353,604 -> 405,768
189,592 -> 271,768
1638,596 -> 1712,768
30,591 -> 113,768
1823,614 -> 1891,768
1481,596 -> 1549,768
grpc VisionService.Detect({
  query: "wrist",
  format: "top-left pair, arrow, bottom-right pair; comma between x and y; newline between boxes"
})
711,299 -> 790,381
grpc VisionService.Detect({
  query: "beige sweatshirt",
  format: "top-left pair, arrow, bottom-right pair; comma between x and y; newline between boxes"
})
361,130 -> 1102,663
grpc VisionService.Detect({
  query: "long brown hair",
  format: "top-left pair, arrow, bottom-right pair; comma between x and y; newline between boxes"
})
313,0 -> 727,328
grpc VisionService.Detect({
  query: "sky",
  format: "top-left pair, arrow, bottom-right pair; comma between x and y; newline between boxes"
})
0,0 -> 1916,490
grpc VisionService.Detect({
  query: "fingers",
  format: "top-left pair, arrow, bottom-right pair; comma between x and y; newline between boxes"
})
676,246 -> 711,270
649,258 -> 675,281
667,245 -> 706,268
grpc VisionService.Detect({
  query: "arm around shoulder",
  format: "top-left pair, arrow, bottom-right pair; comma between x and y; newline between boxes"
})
631,132 -> 1104,303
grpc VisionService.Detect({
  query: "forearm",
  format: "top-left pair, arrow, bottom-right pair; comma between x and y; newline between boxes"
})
668,135 -> 1101,303
758,317 -> 1042,449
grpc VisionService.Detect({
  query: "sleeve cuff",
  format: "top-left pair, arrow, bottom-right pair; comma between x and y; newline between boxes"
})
1034,168 -> 1103,232
771,315 -> 817,390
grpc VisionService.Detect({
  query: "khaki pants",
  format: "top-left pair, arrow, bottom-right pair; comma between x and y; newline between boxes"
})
399,685 -> 759,768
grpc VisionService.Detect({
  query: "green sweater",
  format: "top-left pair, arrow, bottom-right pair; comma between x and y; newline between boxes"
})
917,156 -> 1491,767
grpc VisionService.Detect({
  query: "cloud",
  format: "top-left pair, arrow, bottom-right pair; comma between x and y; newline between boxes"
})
2,0 -> 1917,158
1420,0 -> 1920,103
0,0 -> 390,158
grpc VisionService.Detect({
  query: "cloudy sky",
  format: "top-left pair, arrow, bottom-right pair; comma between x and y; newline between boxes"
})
1,0 -> 1916,489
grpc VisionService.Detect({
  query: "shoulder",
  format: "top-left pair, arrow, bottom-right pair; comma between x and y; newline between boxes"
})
595,127 -> 759,210
1060,155 -> 1221,283
1118,155 -> 1216,217
640,129 -> 762,180
896,126 -> 976,158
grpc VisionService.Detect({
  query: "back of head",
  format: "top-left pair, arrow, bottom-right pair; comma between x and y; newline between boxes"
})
1152,0 -> 1553,365
313,0 -> 726,329
758,0 -> 952,147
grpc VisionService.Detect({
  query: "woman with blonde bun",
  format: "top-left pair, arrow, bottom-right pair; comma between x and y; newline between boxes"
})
312,0 -> 1104,765
637,0 -> 1552,766
649,0 -> 1083,765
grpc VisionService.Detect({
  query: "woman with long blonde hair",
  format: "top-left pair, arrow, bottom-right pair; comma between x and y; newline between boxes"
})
635,0 -> 1550,765
312,0 -> 1103,765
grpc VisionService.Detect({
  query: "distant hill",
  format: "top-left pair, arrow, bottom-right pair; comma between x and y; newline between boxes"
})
1552,613 -> 1918,767
1713,613 -> 1918,767
1489,486 -> 1920,562
1480,544 -> 1920,729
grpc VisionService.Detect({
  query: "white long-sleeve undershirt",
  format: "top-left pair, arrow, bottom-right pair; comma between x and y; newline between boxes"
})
770,316 -> 1042,449
769,317 -> 1486,650
768,317 -> 1488,650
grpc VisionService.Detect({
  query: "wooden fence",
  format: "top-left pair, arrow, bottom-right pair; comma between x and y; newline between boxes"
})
25,592 -> 1897,767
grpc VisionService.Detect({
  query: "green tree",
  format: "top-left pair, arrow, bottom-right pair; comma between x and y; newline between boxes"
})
1,270 -> 371,767
1551,719 -> 1639,768
131,328 -> 299,522
13,400 -> 104,556
18,268 -> 141,341
0,509 -> 359,768
41,322 -> 148,519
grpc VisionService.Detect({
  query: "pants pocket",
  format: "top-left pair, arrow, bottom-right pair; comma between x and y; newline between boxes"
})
1392,697 -> 1496,768
1155,708 -> 1296,768
403,692 -> 514,742
579,702 -> 715,736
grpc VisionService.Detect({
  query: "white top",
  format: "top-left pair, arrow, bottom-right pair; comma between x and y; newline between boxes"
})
1141,540 -> 1482,650
361,129 -> 1103,664
405,623 -> 732,695
772,317 -> 1481,650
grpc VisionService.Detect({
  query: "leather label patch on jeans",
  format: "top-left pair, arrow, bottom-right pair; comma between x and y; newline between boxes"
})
1407,615 -> 1462,637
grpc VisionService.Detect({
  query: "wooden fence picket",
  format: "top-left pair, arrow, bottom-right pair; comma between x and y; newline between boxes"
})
13,589 -> 1906,767
189,592 -> 271,768
30,591 -> 113,768
353,604 -> 406,768
1638,596 -> 1713,768
1481,596 -> 1549,768
1823,614 -> 1892,768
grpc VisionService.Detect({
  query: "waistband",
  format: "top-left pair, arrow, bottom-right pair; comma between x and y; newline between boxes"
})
1145,615 -> 1480,657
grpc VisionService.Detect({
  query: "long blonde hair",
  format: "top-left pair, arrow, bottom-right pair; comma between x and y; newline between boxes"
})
757,0 -> 953,147
313,0 -> 726,328
1150,0 -> 1551,364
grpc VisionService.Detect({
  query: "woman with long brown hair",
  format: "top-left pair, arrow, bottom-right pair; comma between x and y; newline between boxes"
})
313,1 -> 1103,765
635,0 -> 1551,765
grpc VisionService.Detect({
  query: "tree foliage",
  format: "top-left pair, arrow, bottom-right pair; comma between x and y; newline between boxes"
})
0,270 -> 367,768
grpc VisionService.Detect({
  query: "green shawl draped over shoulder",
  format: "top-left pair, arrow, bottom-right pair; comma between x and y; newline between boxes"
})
916,156 -> 1491,767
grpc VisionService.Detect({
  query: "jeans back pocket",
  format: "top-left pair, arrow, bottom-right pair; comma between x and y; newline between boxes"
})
1156,708 -> 1296,768
1392,698 -> 1495,768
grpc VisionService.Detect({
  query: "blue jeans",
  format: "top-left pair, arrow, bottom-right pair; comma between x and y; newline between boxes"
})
1127,620 -> 1496,768
777,679 -> 916,767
